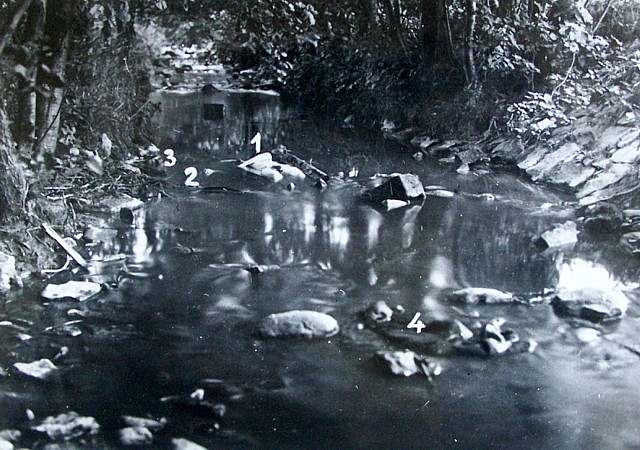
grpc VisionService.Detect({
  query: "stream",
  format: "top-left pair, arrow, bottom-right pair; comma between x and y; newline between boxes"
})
1,88 -> 639,449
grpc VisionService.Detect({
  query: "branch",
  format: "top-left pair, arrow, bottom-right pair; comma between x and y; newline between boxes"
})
592,0 -> 615,35
0,0 -> 35,58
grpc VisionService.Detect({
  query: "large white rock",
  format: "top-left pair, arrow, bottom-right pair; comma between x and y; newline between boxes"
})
0,252 -> 16,292
13,359 -> 58,380
32,412 -> 99,440
41,280 -> 102,302
120,426 -> 153,446
259,310 -> 339,338
537,221 -> 578,249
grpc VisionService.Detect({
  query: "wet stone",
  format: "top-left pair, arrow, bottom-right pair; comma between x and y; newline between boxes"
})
448,287 -> 514,304
535,221 -> 578,250
32,412 -> 100,441
119,426 -> 153,446
362,174 -> 425,203
0,251 -> 16,292
122,416 -> 166,432
367,301 -> 393,323
13,359 -> 58,380
619,232 -> 640,255
259,310 -> 339,338
41,280 -> 102,302
172,437 -> 208,450
375,350 -> 442,380
552,288 -> 630,323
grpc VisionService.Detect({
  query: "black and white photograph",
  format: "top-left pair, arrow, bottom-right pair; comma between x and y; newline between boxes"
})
0,0 -> 639,448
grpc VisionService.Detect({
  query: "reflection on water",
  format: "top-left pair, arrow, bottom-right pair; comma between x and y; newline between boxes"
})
1,90 -> 639,449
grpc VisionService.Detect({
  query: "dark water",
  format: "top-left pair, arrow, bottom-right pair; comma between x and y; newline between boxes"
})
1,89 -> 639,449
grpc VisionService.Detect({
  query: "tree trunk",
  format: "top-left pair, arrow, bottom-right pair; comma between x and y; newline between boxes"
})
16,0 -> 46,158
357,0 -> 376,37
35,31 -> 68,158
0,107 -> 27,224
422,0 -> 454,65
0,0 -> 35,58
381,0 -> 408,55
463,0 -> 477,86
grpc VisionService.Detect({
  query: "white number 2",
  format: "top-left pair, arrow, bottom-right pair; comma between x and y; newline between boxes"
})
407,312 -> 426,334
184,166 -> 199,187
163,149 -> 177,167
251,132 -> 261,154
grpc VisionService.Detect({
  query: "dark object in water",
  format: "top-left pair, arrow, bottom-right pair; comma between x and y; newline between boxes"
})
203,103 -> 224,121
201,84 -> 219,95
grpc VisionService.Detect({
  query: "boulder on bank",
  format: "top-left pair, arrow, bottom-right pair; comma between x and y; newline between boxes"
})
551,288 -> 630,323
0,251 -> 16,292
259,310 -> 339,338
362,174 -> 425,203
580,202 -> 623,237
535,221 -> 578,250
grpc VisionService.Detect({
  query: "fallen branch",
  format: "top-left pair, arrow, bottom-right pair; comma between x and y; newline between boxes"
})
41,223 -> 88,269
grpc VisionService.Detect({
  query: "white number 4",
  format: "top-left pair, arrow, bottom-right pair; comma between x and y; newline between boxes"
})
251,132 -> 261,154
407,312 -> 426,334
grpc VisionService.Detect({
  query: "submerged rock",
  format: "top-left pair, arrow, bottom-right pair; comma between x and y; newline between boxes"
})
535,221 -> 578,250
552,288 -> 630,323
448,287 -> 514,304
375,350 -> 442,380
32,412 -> 100,441
259,310 -> 339,338
362,174 -> 425,203
41,281 -> 102,302
119,426 -> 153,446
172,437 -> 208,450
13,359 -> 58,380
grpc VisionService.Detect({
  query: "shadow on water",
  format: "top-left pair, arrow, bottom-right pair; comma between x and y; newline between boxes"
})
1,88 -> 639,449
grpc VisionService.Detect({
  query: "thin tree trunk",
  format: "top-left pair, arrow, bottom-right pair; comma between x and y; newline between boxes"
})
464,0 -> 478,86
0,0 -> 35,58
16,0 -> 46,157
0,107 -> 27,224
35,31 -> 68,157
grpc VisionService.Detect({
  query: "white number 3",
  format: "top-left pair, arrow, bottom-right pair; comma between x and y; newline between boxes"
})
163,149 -> 177,167
407,312 -> 426,334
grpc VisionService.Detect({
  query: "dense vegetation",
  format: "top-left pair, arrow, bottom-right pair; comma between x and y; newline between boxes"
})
0,0 -> 639,230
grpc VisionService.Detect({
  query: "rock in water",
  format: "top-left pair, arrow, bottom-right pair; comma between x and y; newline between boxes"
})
552,288 -> 630,323
381,199 -> 409,211
535,221 -> 578,250
120,426 -> 153,446
362,174 -> 425,203
259,310 -> 339,338
367,301 -> 393,323
172,437 -> 208,450
13,359 -> 58,380
0,439 -> 13,450
41,281 -> 102,302
448,287 -> 514,304
0,252 -> 16,292
32,412 -> 99,440
375,350 -> 442,380
121,416 -> 166,432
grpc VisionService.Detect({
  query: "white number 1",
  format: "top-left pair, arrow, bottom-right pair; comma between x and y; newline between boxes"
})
251,132 -> 261,154
407,312 -> 426,334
